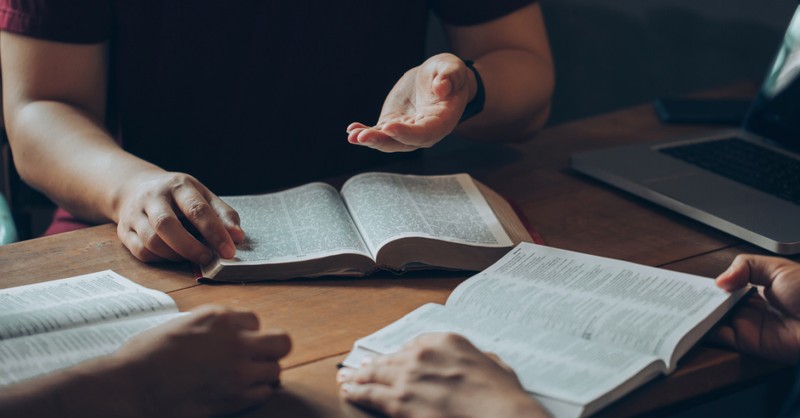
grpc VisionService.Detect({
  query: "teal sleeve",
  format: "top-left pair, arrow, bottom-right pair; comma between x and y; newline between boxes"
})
0,194 -> 18,244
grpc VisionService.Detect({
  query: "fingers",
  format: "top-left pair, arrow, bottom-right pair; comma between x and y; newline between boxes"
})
248,330 -> 292,361
708,325 -> 737,348
347,356 -> 402,385
173,185 -> 237,260
346,120 -> 448,152
485,352 -> 516,374
339,382 -> 399,414
243,361 -> 282,386
716,254 -> 793,291
226,309 -> 261,331
350,129 -> 419,152
187,305 -> 261,336
346,122 -> 369,133
431,56 -> 467,99
209,196 -> 245,244
118,223 -> 180,262
144,198 -> 215,264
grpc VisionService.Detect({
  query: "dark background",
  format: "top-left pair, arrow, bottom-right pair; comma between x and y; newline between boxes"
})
429,0 -> 798,125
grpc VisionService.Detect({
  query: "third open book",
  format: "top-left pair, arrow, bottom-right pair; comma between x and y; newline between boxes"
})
343,243 -> 747,418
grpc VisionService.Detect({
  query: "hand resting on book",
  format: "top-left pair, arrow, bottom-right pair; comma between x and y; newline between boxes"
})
337,332 -> 548,418
714,254 -> 800,363
115,170 -> 245,265
0,305 -> 291,418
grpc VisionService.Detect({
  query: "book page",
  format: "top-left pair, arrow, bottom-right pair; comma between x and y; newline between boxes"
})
347,304 -> 660,407
0,271 -> 178,340
446,243 -> 739,362
341,173 -> 512,254
224,183 -> 372,263
0,313 -> 181,386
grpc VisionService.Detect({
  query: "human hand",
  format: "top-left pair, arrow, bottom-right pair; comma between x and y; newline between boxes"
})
347,53 -> 476,152
714,254 -> 800,363
115,170 -> 245,265
113,305 -> 292,418
337,333 -> 549,418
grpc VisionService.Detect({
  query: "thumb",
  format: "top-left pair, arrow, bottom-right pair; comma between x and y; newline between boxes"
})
431,58 -> 467,99
716,254 -> 791,291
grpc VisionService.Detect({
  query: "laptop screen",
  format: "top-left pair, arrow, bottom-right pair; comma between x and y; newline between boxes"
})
744,5 -> 800,151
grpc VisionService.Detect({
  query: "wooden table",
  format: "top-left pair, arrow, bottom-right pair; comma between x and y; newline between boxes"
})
0,91 -> 792,417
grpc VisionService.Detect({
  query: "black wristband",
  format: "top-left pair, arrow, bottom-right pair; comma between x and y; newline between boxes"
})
459,59 -> 485,123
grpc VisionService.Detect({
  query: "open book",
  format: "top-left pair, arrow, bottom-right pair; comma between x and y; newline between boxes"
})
200,172 -> 533,282
0,271 -> 181,386
343,243 -> 747,418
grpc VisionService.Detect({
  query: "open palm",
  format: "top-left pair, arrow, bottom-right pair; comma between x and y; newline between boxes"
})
347,53 -> 472,152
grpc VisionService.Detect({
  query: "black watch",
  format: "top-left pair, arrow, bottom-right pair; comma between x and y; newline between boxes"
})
459,59 -> 485,123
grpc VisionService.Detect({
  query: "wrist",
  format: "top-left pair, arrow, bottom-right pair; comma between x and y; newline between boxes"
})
83,355 -> 149,417
0,355 -> 147,418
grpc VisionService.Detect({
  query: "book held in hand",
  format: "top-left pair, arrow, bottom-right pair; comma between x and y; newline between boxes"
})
342,243 -> 748,418
0,270 -> 182,386
199,172 -> 533,282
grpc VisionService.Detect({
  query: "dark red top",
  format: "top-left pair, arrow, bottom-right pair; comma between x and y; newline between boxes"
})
0,0 -> 534,233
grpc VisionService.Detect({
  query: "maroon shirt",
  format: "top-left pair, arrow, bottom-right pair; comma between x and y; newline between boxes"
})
0,0 -> 533,231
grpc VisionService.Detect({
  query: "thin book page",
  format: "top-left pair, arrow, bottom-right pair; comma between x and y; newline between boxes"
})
0,313 -> 182,386
0,270 -> 178,340
222,182 -> 372,265
446,243 -> 739,364
350,303 -> 659,406
341,172 -> 513,255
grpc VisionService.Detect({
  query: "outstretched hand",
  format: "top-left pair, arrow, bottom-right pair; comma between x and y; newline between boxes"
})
714,254 -> 800,363
346,53 -> 476,152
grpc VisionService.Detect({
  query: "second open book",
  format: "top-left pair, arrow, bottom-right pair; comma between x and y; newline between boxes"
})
343,243 -> 747,418
200,172 -> 532,281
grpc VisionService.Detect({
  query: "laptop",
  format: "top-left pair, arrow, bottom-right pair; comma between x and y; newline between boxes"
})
571,5 -> 800,255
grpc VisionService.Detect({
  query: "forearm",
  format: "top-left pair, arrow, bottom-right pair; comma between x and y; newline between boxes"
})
8,100 -> 164,223
0,356 -> 142,418
444,3 -> 554,142
456,49 -> 554,141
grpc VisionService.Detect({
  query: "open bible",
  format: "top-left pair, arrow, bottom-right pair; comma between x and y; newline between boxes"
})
0,271 -> 181,386
199,172 -> 533,282
343,243 -> 747,418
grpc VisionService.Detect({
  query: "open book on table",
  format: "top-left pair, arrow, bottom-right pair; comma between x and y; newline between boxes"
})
199,172 -> 533,282
0,270 -> 181,386
343,243 -> 748,418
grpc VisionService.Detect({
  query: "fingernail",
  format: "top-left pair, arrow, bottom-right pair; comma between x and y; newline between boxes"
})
336,368 -> 354,383
232,226 -> 246,242
340,383 -> 355,395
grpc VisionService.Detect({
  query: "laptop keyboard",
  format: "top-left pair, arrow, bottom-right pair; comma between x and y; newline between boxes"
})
660,138 -> 800,205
